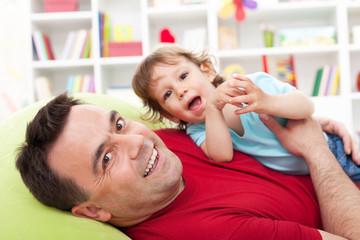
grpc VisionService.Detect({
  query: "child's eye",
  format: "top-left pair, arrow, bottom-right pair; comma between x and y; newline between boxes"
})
180,73 -> 188,80
164,90 -> 172,101
116,118 -> 124,132
103,152 -> 112,170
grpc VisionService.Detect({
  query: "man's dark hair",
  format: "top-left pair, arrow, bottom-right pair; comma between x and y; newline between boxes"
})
16,93 -> 90,211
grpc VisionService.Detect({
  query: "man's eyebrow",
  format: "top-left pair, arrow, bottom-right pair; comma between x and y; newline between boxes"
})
91,110 -> 118,175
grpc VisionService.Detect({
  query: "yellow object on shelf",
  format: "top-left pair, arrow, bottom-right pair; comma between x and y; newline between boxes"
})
114,25 -> 133,43
224,64 -> 245,80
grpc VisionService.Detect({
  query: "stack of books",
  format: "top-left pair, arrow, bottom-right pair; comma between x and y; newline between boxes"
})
32,31 -> 55,61
61,29 -> 92,60
99,11 -> 110,57
66,75 -> 95,93
312,65 -> 340,96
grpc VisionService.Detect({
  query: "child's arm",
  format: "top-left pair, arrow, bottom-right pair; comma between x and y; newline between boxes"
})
201,81 -> 241,163
229,74 -> 315,119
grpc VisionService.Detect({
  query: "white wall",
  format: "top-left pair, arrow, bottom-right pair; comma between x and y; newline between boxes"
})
0,0 -> 28,120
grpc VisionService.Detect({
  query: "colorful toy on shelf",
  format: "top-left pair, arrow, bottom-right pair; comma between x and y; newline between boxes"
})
357,72 -> 360,91
219,0 -> 257,22
160,27 -> 176,43
262,55 -> 297,87
224,64 -> 245,80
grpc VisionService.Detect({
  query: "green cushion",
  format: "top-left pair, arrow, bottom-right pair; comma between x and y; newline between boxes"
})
0,93 -> 162,240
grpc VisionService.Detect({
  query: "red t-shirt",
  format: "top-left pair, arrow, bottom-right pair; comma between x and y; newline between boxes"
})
123,129 -> 322,240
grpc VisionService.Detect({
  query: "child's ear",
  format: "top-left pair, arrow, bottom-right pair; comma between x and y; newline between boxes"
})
200,63 -> 216,83
160,110 -> 180,123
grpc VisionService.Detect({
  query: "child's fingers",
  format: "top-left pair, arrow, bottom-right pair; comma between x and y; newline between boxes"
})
229,79 -> 249,89
234,106 -> 252,115
229,95 -> 248,105
350,137 -> 360,165
232,74 -> 251,82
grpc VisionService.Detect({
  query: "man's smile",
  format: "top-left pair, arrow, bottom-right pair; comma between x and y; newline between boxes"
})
144,148 -> 158,177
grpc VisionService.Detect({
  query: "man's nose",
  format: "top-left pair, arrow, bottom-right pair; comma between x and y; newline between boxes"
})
114,134 -> 145,160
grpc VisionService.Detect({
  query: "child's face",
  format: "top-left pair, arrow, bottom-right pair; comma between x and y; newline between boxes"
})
149,57 -> 216,123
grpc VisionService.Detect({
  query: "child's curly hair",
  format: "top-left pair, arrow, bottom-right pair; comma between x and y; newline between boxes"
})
132,45 -> 225,130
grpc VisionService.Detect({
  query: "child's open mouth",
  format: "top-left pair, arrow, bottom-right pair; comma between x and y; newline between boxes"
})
188,96 -> 202,111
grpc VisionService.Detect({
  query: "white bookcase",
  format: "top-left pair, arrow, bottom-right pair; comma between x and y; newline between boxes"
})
27,0 -> 360,136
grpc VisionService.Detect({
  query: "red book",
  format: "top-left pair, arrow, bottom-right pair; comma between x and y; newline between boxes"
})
262,55 -> 268,73
43,0 -> 78,13
42,33 -> 55,60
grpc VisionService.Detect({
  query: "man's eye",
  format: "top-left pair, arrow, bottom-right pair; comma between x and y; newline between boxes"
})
103,152 -> 112,169
180,73 -> 188,80
116,119 -> 124,132
164,90 -> 172,101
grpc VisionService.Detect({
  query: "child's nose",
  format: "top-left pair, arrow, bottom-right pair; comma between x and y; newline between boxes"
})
177,88 -> 188,99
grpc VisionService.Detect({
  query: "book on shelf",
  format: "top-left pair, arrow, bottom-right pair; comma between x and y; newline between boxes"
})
70,29 -> 88,59
329,66 -> 339,96
312,68 -> 323,96
61,29 -> 92,60
42,33 -> 55,60
312,65 -> 339,96
72,75 -> 82,92
317,65 -> 330,96
32,31 -> 55,61
99,11 -> 110,57
80,30 -> 92,58
66,75 -> 95,93
61,31 -> 76,59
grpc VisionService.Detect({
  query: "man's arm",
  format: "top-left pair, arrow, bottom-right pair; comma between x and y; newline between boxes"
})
261,114 -> 360,240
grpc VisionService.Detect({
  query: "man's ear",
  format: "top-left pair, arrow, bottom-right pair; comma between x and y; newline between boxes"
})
160,110 -> 180,123
200,63 -> 216,83
72,203 -> 112,222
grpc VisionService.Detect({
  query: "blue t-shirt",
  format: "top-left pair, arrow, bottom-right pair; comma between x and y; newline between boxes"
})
187,72 -> 310,175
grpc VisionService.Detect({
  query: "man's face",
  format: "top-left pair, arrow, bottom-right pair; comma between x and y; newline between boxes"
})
48,104 -> 184,226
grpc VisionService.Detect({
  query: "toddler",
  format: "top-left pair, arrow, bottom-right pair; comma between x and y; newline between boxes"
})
132,45 -> 360,181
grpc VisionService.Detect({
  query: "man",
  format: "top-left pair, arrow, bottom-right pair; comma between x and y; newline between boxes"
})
16,93 -> 360,239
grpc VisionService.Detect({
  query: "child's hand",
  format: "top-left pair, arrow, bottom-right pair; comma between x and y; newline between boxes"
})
206,76 -> 246,111
316,116 -> 360,165
227,74 -> 270,115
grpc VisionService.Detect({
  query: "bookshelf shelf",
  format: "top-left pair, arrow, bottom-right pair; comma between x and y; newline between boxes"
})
33,59 -> 95,68
31,11 -> 93,21
147,4 -> 208,16
218,45 -> 339,58
100,56 -> 142,66
26,0 -> 359,135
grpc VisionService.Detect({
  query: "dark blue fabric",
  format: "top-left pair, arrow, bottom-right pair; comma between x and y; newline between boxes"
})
327,134 -> 360,183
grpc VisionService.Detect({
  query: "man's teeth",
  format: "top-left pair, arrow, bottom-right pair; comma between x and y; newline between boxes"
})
144,148 -> 158,177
